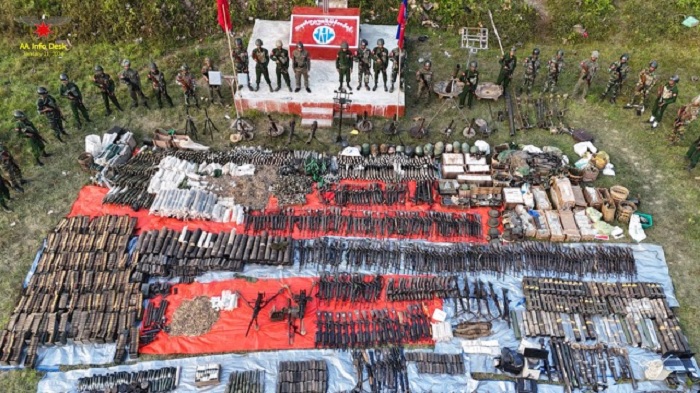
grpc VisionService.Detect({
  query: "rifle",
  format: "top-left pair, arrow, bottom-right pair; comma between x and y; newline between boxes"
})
177,75 -> 194,95
242,289 -> 284,336
94,76 -> 116,96
580,62 -> 592,86
147,72 -> 163,90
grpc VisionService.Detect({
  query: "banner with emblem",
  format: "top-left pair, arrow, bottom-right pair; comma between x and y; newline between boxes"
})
290,14 -> 360,49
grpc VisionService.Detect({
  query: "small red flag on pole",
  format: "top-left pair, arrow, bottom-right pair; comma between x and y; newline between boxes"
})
217,0 -> 232,32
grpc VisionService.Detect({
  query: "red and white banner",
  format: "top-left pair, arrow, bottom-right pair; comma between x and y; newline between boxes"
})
290,13 -> 360,49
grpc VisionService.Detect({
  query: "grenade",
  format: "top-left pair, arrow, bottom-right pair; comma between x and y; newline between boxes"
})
462,142 -> 470,154
453,141 -> 461,153
370,144 -> 379,157
415,145 -> 424,157
361,143 -> 370,156
379,143 -> 389,154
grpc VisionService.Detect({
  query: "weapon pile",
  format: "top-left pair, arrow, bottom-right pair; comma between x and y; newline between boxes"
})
0,215 -> 140,368
455,280 -> 507,321
277,360 -> 328,393
102,153 -> 159,210
272,174 -> 314,206
225,370 -> 264,393
140,299 -> 168,346
315,305 -> 431,349
337,155 -> 436,181
319,182 -> 408,207
350,348 -> 409,393
405,352 -> 465,375
298,238 -> 636,278
317,273 -> 383,303
386,276 -> 460,302
77,367 -> 179,393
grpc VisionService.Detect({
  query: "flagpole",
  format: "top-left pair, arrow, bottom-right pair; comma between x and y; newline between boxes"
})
396,47 -> 401,120
221,3 -> 241,120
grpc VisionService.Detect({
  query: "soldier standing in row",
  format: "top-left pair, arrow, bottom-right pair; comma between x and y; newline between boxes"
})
176,64 -> 199,109
543,50 -> 565,93
572,51 -> 600,101
625,60 -> 658,111
233,38 -> 253,91
0,144 -> 24,193
674,94 -> 700,137
147,62 -> 174,109
252,39 -> 273,92
201,57 -> 224,103
685,135 -> 700,171
36,87 -> 67,143
93,65 -> 123,115
389,47 -> 406,93
372,39 -> 389,92
496,47 -> 517,91
292,42 -> 311,93
521,48 -> 540,95
601,54 -> 630,104
650,75 -> 679,131
354,39 -> 371,91
13,110 -> 49,166
59,73 -> 91,129
414,61 -> 433,105
337,41 -> 354,92
119,59 -> 150,109
271,41 -> 292,92
458,61 -> 479,109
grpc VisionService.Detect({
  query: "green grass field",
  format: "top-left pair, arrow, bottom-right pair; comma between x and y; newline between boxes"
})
1,25 -> 700,391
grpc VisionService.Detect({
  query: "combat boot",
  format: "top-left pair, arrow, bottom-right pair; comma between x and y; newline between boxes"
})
389,83 -> 395,93
306,87 -> 311,93
357,83 -> 362,90
275,85 -> 281,92
338,84 -> 344,91
295,87 -> 301,93
384,83 -> 388,92
373,84 -> 378,91
1,201 -> 11,213
365,83 -> 370,91
288,84 -> 292,92
254,84 -> 260,92
268,83 -> 274,93
346,83 -> 352,91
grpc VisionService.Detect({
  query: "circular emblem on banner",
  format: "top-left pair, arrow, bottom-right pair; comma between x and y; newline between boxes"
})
312,26 -> 336,45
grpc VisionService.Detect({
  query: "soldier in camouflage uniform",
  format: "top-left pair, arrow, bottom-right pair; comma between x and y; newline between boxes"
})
601,54 -> 630,104
147,62 -> 174,108
389,47 -> 406,93
271,41 -> 292,92
521,48 -> 540,95
415,61 -> 433,105
93,65 -> 123,115
232,38 -> 254,91
337,41 -> 354,91
292,42 -> 311,93
354,39 -> 371,91
625,60 -> 658,110
458,61 -> 479,109
372,39 -> 389,92
0,173 -> 12,212
201,57 -> 224,103
119,59 -> 150,109
685,134 -> 700,171
496,47 -> 517,91
252,39 -> 273,92
36,86 -> 68,142
14,110 -> 49,166
542,50 -> 564,93
572,51 -> 600,101
649,75 -> 679,131
176,64 -> 199,109
59,73 -> 91,129
674,94 -> 700,137
0,144 -> 24,193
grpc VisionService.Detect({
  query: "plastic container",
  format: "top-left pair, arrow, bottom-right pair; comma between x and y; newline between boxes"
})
634,212 -> 653,229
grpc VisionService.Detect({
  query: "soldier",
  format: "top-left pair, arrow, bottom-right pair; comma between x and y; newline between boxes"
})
685,135 -> 700,171
572,51 -> 600,101
93,65 -> 123,115
252,39 -> 273,92
600,54 -> 630,104
389,47 -> 406,93
458,61 -> 479,109
415,61 -> 433,105
674,94 -> 700,136
232,38 -> 253,91
271,40 -> 292,92
118,59 -> 150,109
59,73 -> 91,129
201,57 -> 224,103
13,110 -> 49,166
336,41 -> 354,91
496,47 -> 517,91
650,75 -> 679,131
36,86 -> 68,142
292,42 -> 311,93
543,50 -> 565,93
354,39 -> 372,91
521,48 -> 540,95
147,62 -> 174,109
0,174 -> 11,212
0,144 -> 24,193
372,38 -> 390,92
176,64 -> 199,109
624,60 -> 658,111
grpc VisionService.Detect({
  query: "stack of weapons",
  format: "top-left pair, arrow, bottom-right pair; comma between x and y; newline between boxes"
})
133,228 -> 294,281
148,188 -> 221,220
226,370 -> 264,393
315,305 -> 431,349
519,277 -> 690,354
102,151 -> 162,209
317,273 -> 383,304
454,280 -> 509,322
413,180 -> 433,204
0,215 -> 140,368
349,348 -> 409,393
405,352 -> 465,375
548,339 -> 636,393
246,209 -> 482,240
276,360 -> 328,393
76,367 -> 179,393
337,155 -> 437,181
319,182 -> 408,207
298,238 -> 636,278
140,299 -> 168,346
386,276 -> 460,302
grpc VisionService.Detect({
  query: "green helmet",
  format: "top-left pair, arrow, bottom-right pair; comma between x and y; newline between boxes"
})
591,50 -> 600,59
469,61 -> 478,68
13,110 -> 26,119
255,39 -> 263,46
149,62 -> 158,70
532,48 -> 540,55
649,60 -> 658,69
37,86 -> 48,95
510,46 -> 517,53
360,39 -> 368,47
557,49 -> 564,57
377,38 -> 384,46
94,65 -> 104,73
424,61 -> 431,68
235,38 -> 243,47
670,75 -> 680,83
620,53 -> 629,62
122,59 -> 130,67
59,73 -> 68,81
340,41 -> 349,49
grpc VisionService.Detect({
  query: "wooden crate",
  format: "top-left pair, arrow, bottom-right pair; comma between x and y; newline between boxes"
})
583,187 -> 603,211
531,186 -> 552,210
532,210 -> 551,240
559,210 -> 582,242
503,188 -> 525,209
551,177 -> 576,211
545,210 -> 565,242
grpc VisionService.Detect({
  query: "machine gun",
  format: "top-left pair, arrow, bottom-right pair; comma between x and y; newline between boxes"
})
270,287 -> 314,344
241,289 -> 285,336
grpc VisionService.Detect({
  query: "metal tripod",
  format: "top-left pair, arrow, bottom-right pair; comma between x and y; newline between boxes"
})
184,105 -> 198,140
201,107 -> 219,141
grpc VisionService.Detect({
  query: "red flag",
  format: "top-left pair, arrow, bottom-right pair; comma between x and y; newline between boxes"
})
396,0 -> 408,48
217,0 -> 232,32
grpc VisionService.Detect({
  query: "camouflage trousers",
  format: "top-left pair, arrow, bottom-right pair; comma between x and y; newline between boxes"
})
522,74 -> 536,94
373,67 -> 388,88
629,84 -> 652,107
127,86 -> 149,108
415,81 -> 433,104
357,65 -> 370,88
542,73 -> 559,93
391,69 -> 404,89
1,163 -> 22,188
45,113 -> 66,139
602,79 -> 623,100
668,126 -> 685,145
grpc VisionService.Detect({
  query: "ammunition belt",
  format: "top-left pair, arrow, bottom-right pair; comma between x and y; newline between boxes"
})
77,366 -> 178,392
277,360 -> 327,393
226,370 -> 264,393
405,352 -> 465,375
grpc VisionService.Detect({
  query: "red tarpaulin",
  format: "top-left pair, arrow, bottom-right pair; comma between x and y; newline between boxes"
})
139,276 -> 442,355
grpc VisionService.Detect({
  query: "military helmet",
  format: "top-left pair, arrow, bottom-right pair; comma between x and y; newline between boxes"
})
649,60 -> 658,69
203,57 -> 211,64
122,59 -> 130,67
533,48 -> 540,55
670,75 -> 680,83
59,73 -> 68,81
255,39 -> 263,46
377,38 -> 384,46
340,41 -> 349,49
149,62 -> 158,70
13,110 -> 26,119
94,65 -> 104,73
510,46 -> 517,53
297,41 -> 304,49
424,61 -> 432,68
37,86 -> 48,95
557,49 -> 564,56
591,50 -> 600,59
469,61 -> 478,68
360,39 -> 368,47
180,64 -> 189,71
235,38 -> 243,47
620,53 -> 629,61
275,40 -> 283,48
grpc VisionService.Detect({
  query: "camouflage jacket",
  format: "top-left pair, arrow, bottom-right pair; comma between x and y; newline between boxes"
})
579,59 -> 599,81
416,68 -> 433,85
292,49 -> 310,71
94,73 -> 116,93
176,72 -> 196,92
252,47 -> 270,67
658,83 -> 678,105
637,68 -> 657,88
36,94 -> 60,115
233,48 -> 249,72
608,61 -> 630,82
499,54 -> 517,74
336,49 -> 353,70
119,68 -> 142,88
147,70 -> 167,90
372,47 -> 389,70
271,48 -> 290,69
547,56 -> 564,77
459,69 -> 479,91
59,82 -> 83,100
390,48 -> 406,71
523,56 -> 540,77
354,47 -> 371,70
